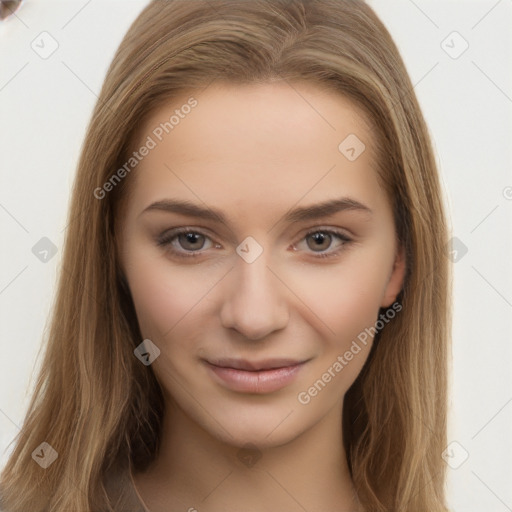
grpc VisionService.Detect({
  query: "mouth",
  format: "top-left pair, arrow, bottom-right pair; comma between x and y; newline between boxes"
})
206,357 -> 308,371
203,357 -> 310,394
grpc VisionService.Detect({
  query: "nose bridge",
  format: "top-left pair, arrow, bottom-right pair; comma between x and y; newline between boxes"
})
220,238 -> 288,340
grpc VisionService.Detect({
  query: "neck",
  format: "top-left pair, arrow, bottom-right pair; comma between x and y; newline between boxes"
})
133,397 -> 360,512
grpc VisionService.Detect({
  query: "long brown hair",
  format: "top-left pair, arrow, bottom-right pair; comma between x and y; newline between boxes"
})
0,1 -> 451,510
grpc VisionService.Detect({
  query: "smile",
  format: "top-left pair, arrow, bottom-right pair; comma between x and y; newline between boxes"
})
203,359 -> 309,394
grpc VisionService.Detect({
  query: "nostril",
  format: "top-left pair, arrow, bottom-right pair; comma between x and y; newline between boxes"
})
0,0 -> 23,20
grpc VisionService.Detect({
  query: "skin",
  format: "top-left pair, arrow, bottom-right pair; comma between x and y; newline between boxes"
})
116,80 -> 406,512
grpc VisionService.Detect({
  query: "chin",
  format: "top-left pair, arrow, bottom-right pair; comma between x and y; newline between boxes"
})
194,398 -> 317,451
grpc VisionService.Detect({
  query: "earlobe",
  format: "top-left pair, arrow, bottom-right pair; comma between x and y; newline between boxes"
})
381,245 -> 406,308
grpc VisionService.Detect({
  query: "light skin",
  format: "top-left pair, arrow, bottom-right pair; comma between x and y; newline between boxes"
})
116,80 -> 406,512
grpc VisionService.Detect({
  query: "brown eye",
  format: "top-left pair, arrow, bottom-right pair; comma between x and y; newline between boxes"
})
295,229 -> 352,259
306,232 -> 333,252
156,228 -> 217,259
177,232 -> 206,251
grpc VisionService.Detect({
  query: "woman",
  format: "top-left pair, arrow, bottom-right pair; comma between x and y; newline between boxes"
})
0,0 -> 451,511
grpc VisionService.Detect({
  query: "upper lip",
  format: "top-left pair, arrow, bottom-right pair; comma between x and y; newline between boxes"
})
205,358 -> 308,372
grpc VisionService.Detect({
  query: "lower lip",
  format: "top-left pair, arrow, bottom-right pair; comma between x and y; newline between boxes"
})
204,361 -> 306,394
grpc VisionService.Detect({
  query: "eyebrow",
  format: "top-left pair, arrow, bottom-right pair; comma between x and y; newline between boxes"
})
139,197 -> 373,225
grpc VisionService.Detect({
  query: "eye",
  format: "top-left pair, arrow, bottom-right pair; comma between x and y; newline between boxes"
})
156,228 -> 218,258
156,227 -> 352,260
294,229 -> 352,259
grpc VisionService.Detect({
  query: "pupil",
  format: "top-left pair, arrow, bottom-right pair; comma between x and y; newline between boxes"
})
310,232 -> 330,250
181,233 -> 203,249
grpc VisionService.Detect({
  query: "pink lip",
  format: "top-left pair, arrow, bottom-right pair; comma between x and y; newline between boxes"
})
203,359 -> 308,394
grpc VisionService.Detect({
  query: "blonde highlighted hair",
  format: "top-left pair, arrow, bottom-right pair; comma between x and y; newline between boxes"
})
0,1 -> 451,510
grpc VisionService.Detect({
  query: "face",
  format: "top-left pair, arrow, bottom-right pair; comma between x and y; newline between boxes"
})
116,81 -> 405,449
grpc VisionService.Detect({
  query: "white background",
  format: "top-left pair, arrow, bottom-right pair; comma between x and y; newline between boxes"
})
0,1 -> 511,510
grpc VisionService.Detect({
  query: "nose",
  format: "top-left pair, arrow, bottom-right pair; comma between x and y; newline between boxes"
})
219,247 -> 289,341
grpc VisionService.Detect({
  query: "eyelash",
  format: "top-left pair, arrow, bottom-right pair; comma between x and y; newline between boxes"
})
156,227 -> 352,260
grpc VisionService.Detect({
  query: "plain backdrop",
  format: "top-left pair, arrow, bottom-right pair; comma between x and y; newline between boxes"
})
1,1 -> 511,511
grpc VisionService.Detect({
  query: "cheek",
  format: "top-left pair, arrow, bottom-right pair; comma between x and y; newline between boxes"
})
284,249 -> 392,390
125,251 -> 216,341
287,254 -> 391,341
288,293 -> 382,416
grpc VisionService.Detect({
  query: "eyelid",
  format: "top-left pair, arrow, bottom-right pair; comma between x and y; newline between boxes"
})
292,227 -> 352,258
157,225 -> 353,259
156,227 -> 218,254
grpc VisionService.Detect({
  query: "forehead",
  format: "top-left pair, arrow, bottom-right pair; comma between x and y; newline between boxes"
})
123,81 -> 386,224
139,80 -> 377,167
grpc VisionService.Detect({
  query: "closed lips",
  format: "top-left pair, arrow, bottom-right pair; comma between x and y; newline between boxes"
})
205,358 -> 308,371
203,358 -> 310,394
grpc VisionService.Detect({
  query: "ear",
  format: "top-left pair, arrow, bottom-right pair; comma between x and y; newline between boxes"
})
381,244 -> 406,308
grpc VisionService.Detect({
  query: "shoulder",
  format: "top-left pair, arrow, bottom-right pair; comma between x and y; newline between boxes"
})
0,470 -> 146,512
104,466 -> 147,512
